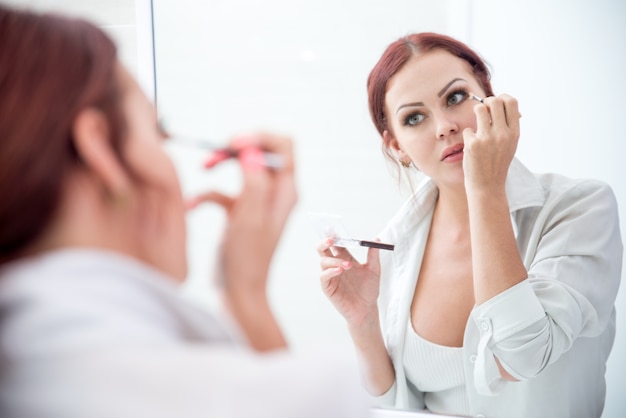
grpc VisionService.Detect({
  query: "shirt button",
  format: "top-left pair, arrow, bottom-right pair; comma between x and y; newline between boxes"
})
469,354 -> 477,363
475,414 -> 486,418
480,320 -> 490,331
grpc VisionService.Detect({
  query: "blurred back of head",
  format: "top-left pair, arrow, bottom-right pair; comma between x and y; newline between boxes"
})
0,5 -> 124,265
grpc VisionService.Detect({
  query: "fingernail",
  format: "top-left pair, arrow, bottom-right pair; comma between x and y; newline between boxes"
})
239,147 -> 265,171
333,267 -> 343,273
342,261 -> 351,268
203,150 -> 231,169
184,197 -> 199,211
231,134 -> 260,148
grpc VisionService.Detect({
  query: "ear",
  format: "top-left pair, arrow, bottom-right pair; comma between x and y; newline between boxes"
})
383,129 -> 408,160
71,108 -> 131,200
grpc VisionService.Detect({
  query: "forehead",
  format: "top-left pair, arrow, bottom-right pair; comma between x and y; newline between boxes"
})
385,49 -> 476,105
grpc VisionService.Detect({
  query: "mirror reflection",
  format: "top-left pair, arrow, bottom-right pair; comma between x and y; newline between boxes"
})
153,1 -> 625,417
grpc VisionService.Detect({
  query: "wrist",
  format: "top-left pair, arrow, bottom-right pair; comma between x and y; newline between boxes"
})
465,186 -> 509,216
222,288 -> 287,351
223,285 -> 269,313
465,182 -> 507,199
347,310 -> 383,342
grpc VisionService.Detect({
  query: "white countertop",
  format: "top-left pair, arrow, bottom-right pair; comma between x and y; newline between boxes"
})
370,408 -> 465,418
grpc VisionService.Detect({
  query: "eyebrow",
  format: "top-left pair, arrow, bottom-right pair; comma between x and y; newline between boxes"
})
396,101 -> 423,115
437,78 -> 466,97
395,77 -> 467,115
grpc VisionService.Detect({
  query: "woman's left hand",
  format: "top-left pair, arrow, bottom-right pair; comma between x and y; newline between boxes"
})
185,133 -> 297,350
195,133 -> 297,292
462,94 -> 521,192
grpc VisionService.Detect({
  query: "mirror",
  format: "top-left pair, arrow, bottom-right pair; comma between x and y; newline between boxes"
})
152,0 -> 462,346
152,0 -> 626,416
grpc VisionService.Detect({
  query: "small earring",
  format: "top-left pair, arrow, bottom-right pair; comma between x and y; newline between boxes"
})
399,159 -> 411,168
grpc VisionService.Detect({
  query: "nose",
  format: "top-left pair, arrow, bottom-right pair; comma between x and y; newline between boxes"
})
434,112 -> 458,139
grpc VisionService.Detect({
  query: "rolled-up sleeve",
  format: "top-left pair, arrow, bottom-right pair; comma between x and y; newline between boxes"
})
471,180 -> 622,394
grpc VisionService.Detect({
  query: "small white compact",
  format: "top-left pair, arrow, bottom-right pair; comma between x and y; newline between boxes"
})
308,212 -> 394,251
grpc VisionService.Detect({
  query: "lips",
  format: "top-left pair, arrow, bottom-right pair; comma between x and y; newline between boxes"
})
441,143 -> 465,161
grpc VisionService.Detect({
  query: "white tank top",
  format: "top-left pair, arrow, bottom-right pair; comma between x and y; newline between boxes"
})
403,320 -> 470,415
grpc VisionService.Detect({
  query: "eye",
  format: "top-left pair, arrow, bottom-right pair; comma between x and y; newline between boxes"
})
447,90 -> 468,106
403,112 -> 425,126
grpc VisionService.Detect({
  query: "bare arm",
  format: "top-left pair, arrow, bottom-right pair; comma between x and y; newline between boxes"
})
463,95 -> 526,380
463,94 -> 527,305
347,311 -> 396,394
466,187 -> 527,305
191,133 -> 297,351
318,241 -> 395,394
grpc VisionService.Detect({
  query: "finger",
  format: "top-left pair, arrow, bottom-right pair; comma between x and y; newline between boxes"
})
203,150 -> 233,169
501,94 -> 521,134
234,168 -> 271,225
365,245 -> 380,268
252,132 -> 294,161
185,190 -> 235,211
239,148 -> 298,221
483,96 -> 508,130
473,102 -> 492,134
320,268 -> 343,285
316,238 -> 335,257
318,238 -> 352,259
462,126 -> 478,146
330,244 -> 358,264
231,134 -> 298,226
462,127 -> 482,161
320,255 -> 351,271
230,132 -> 295,172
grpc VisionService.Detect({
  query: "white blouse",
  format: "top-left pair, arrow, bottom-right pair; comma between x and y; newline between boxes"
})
0,249 -> 370,418
375,158 -> 622,418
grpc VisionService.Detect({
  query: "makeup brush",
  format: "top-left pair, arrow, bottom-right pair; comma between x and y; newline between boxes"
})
470,94 -> 484,103
170,137 -> 285,169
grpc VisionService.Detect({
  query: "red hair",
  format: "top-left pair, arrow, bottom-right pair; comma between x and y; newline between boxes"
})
0,5 -> 124,264
367,32 -> 494,163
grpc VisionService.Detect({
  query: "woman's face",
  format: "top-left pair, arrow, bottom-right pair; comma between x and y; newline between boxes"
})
117,66 -> 187,281
384,49 -> 486,189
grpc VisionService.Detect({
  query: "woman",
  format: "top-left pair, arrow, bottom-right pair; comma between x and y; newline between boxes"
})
318,32 -> 622,417
0,5 -> 368,418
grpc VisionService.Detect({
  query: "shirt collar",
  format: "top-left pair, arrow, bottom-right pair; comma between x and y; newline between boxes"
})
404,157 -> 546,216
377,158 -> 548,248
504,157 -> 546,212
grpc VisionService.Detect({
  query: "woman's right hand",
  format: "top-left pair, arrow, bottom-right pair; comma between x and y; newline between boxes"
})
317,239 -> 382,328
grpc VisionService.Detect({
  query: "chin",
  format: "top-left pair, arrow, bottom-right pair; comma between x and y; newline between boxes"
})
145,249 -> 187,283
174,262 -> 188,282
167,253 -> 188,282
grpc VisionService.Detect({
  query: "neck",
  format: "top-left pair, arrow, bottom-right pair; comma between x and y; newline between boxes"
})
30,172 -> 139,258
431,183 -> 470,240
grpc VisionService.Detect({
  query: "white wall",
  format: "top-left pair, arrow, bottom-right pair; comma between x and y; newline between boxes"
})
3,0 -> 156,101
153,0 -> 625,416
3,0 -> 142,81
153,0 -> 456,349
